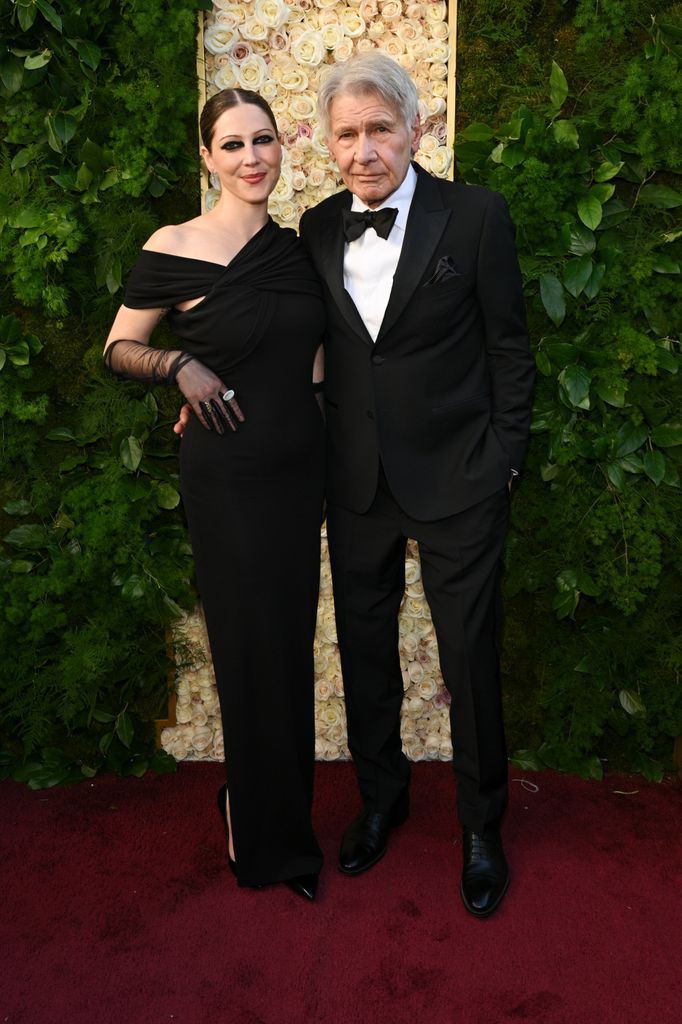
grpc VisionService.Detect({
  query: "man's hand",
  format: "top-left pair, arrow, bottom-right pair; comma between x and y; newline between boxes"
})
174,403 -> 192,437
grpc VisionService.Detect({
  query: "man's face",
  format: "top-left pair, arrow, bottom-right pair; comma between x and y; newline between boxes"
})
327,91 -> 420,208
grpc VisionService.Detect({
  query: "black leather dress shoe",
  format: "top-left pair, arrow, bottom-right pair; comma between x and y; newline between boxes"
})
338,794 -> 409,875
460,827 -> 509,918
285,874 -> 318,901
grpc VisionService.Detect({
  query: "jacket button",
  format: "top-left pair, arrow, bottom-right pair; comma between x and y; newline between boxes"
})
371,354 -> 385,365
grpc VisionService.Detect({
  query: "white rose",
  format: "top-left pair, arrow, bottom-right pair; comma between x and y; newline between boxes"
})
255,0 -> 290,29
419,132 -> 439,156
307,164 -> 327,188
291,169 -> 307,191
214,1 -> 245,17
192,726 -> 214,753
440,737 -> 453,759
426,41 -> 450,63
401,633 -> 419,656
272,199 -> 298,225
407,660 -> 425,684
380,1 -> 402,20
368,20 -> 386,40
429,61 -> 448,80
404,557 -> 421,585
394,51 -> 415,72
333,37 -> 355,62
280,65 -> 310,91
359,0 -> 378,18
315,679 -> 332,701
271,168 -> 294,201
288,91 -> 317,119
191,706 -> 209,727
355,37 -> 375,53
426,96 -> 447,117
425,1 -> 447,21
261,78 -> 279,102
429,20 -> 450,41
240,17 -> 269,42
315,736 -> 327,759
327,723 -> 347,746
340,8 -> 366,37
321,22 -> 345,49
238,54 -> 269,90
425,734 -> 441,758
212,63 -> 239,90
175,704 -> 192,724
292,30 -> 326,66
430,145 -> 453,177
417,677 -> 438,701
170,738 -> 190,760
404,694 -> 425,718
378,33 -> 405,58
405,3 -> 422,17
395,19 -> 421,44
315,0 -> 339,8
404,737 -> 426,761
204,23 -> 239,54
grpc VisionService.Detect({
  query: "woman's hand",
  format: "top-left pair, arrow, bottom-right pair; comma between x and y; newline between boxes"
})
175,359 -> 245,434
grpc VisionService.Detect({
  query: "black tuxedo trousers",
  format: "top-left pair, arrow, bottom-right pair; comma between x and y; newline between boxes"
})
327,470 -> 510,833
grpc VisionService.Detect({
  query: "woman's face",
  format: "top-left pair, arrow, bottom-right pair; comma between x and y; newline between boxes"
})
201,102 -> 281,206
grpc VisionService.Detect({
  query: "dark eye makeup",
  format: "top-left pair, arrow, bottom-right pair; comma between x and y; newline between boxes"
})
220,134 -> 275,151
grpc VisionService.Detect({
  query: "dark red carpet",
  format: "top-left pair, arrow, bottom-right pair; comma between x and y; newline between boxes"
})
2,762 -> 681,1024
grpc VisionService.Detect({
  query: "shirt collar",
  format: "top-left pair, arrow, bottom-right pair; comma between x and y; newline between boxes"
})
350,163 -> 417,232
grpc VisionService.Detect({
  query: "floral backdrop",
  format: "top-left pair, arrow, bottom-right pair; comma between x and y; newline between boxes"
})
160,0 -> 455,764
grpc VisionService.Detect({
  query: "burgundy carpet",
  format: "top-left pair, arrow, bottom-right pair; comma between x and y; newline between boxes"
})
1,761 -> 681,1024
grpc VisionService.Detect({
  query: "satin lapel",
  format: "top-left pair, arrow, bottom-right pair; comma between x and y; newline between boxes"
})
376,168 -> 451,343
319,194 -> 374,345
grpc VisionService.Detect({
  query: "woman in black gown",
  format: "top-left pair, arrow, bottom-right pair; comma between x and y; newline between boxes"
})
104,90 -> 325,899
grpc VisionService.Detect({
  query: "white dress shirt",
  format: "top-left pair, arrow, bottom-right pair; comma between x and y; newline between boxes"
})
343,164 -> 418,342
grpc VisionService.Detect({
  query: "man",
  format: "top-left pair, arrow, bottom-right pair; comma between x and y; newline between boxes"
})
298,53 -> 535,917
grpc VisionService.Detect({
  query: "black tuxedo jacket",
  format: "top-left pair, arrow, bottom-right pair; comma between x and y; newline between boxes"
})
299,164 -> 536,521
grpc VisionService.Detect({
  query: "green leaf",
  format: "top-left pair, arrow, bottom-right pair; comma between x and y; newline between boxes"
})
155,483 -> 181,510
563,255 -> 593,298
652,255 -> 680,274
593,161 -> 624,182
606,463 -> 626,489
549,61 -> 568,110
80,138 -> 107,173
578,756 -> 603,781
568,223 -> 596,256
594,380 -> 627,407
552,120 -> 579,148
577,195 -> 602,230
460,123 -> 494,141
651,422 -> 682,447
559,365 -> 591,410
9,208 -> 44,229
618,453 -> 644,474
552,587 -> 578,619
10,560 -> 35,574
17,4 -> 37,31
619,690 -> 645,716
4,499 -> 32,516
535,350 -> 552,376
35,0 -> 63,32
642,450 -> 666,485
3,524 -> 49,549
500,144 -> 526,168
589,183 -> 615,204
73,39 -> 102,70
92,709 -> 116,723
539,274 -> 565,326
149,750 -> 178,774
120,436 -> 142,471
509,749 -> 544,771
638,184 -> 681,209
615,422 -> 648,457
0,54 -> 24,94
53,112 -> 77,145
121,575 -> 145,600
583,263 -> 605,300
116,711 -> 134,748
46,427 -> 76,442
24,50 -> 52,71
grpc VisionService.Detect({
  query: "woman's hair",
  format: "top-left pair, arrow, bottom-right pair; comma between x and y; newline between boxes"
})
200,89 -> 279,150
316,52 -> 419,139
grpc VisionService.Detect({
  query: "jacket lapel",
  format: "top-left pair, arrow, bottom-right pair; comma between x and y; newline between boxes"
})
319,192 -> 375,345
376,166 -> 451,343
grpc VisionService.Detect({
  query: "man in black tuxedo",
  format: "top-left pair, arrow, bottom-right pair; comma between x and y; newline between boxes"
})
299,53 -> 535,917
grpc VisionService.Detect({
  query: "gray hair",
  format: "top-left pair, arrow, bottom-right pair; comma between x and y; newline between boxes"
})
317,52 -> 419,140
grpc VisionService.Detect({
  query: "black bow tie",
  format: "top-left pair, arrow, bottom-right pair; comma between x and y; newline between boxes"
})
342,207 -> 399,242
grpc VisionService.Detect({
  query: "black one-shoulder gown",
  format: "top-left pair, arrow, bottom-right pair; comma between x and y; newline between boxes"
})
125,220 -> 325,886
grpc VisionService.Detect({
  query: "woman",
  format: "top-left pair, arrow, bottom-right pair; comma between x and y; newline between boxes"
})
104,89 -> 325,900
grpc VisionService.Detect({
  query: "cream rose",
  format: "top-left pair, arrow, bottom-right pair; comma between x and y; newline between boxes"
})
417,677 -> 438,702
430,145 -> 453,177
272,199 -> 298,225
192,726 -> 214,753
395,18 -> 421,44
340,8 -> 366,36
321,22 -> 345,48
425,1 -> 447,21
292,29 -> 326,66
359,0 -> 378,18
355,37 -> 375,53
394,51 -> 415,72
255,0 -> 290,29
306,164 -> 327,188
429,61 -> 448,80
291,169 -> 307,191
405,3 -> 422,18
380,1 -> 402,20
378,32 -> 405,57
419,132 -> 439,155
204,23 -> 239,54
429,20 -> 450,41
238,54 -> 269,90
279,65 -> 310,91
212,63 -> 240,91
288,92 -> 317,120
368,20 -> 386,40
333,37 -> 355,62
240,16 -> 269,42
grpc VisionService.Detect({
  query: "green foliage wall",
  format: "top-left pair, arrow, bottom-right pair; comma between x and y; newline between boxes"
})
1,0 -> 680,786
0,0 -> 209,786
457,1 -> 682,780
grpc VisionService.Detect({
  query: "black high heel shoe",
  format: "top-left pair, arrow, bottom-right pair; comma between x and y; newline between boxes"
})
216,784 -> 318,900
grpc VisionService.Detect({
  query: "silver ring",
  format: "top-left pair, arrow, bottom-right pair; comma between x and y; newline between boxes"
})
222,389 -> 235,403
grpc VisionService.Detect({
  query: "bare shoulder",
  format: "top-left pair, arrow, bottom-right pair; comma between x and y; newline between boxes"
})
143,216 -> 205,258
